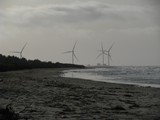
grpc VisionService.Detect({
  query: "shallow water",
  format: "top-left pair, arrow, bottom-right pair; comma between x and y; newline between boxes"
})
62,66 -> 160,88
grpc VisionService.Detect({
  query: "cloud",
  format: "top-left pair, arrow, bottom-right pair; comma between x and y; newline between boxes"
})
0,1 -> 159,31
0,2 -> 105,25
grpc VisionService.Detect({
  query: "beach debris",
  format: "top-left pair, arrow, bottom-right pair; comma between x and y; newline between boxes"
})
0,104 -> 19,120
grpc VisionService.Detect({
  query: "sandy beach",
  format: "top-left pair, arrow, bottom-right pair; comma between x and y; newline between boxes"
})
0,68 -> 160,120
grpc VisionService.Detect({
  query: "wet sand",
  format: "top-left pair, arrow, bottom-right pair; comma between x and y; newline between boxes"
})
0,68 -> 160,120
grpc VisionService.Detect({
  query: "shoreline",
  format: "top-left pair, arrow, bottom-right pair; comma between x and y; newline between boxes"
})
62,67 -> 160,89
0,68 -> 160,120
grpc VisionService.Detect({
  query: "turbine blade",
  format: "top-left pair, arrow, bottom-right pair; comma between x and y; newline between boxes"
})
11,51 -> 20,53
104,53 -> 108,56
73,41 -> 78,51
96,53 -> 102,59
73,53 -> 79,61
21,42 -> 27,52
108,42 -> 115,52
63,51 -> 72,54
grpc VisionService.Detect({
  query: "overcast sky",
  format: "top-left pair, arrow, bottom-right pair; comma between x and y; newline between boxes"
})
0,0 -> 160,66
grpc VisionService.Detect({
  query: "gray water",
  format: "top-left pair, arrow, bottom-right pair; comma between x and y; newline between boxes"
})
62,66 -> 160,88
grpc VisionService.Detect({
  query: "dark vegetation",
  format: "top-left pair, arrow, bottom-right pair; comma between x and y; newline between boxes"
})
0,54 -> 85,72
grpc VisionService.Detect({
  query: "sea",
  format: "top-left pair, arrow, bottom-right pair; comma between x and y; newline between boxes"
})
62,66 -> 160,88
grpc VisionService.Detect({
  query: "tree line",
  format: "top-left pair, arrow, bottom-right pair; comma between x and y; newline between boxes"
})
0,54 -> 85,72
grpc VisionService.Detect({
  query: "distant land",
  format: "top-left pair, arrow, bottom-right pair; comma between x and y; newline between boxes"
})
0,54 -> 85,72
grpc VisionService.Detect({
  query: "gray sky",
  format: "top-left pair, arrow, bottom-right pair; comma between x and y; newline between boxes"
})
0,0 -> 160,66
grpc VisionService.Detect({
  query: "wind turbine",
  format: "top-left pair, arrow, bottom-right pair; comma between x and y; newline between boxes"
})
105,42 -> 115,66
11,42 -> 27,58
96,42 -> 108,66
63,41 -> 79,64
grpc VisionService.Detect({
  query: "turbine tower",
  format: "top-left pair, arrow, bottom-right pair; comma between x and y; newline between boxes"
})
63,41 -> 78,64
11,42 -> 27,58
105,42 -> 115,66
96,42 -> 108,66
